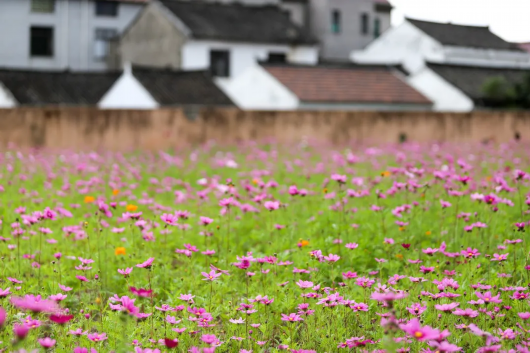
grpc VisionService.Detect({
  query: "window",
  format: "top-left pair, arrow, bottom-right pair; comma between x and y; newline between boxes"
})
30,26 -> 53,57
31,0 -> 55,13
374,18 -> 381,38
361,13 -> 369,35
210,50 -> 230,77
331,10 -> 341,34
95,1 -> 118,17
267,52 -> 286,63
94,28 -> 118,59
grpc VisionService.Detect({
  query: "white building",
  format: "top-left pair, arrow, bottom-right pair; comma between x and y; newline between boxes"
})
351,18 -> 530,111
114,0 -> 319,80
0,0 -> 146,71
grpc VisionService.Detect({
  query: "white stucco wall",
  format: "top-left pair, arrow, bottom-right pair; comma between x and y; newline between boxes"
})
351,21 -> 445,68
98,66 -> 159,109
407,67 -> 474,112
0,82 -> 17,108
181,40 -> 318,79
216,65 -> 299,110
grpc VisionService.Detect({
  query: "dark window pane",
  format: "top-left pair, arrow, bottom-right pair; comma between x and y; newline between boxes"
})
30,26 -> 53,57
331,10 -> 341,34
210,50 -> 230,77
361,13 -> 369,35
374,18 -> 381,38
267,52 -> 286,63
95,1 -> 118,17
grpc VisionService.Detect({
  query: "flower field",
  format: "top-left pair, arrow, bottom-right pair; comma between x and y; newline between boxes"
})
0,142 -> 530,352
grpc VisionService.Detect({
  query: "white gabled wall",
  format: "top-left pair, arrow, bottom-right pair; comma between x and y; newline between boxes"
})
182,40 -> 318,79
407,67 -> 474,112
98,64 -> 159,109
0,81 -> 17,108
351,21 -> 445,69
216,64 -> 299,110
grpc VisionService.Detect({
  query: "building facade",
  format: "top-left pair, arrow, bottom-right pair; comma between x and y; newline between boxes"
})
0,0 -> 145,71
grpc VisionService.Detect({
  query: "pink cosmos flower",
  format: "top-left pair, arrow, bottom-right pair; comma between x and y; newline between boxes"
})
400,318 -> 440,341
264,201 -> 280,211
475,291 -> 502,304
422,248 -> 439,255
491,253 -> 508,261
453,308 -> 479,317
137,257 -> 155,268
76,275 -> 89,282
406,303 -> 426,315
161,214 -> 178,226
281,313 -> 303,322
118,268 -> 133,277
201,270 -> 222,281
14,323 -> 29,339
296,280 -> 314,289
345,243 -> 358,249
38,337 -> 56,348
87,332 -> 107,342
324,254 -> 340,262
0,287 -> 11,297
11,295 -> 59,313
58,284 -> 72,292
435,303 -> 460,312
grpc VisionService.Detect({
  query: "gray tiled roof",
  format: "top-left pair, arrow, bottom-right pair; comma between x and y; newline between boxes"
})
408,19 -> 524,52
427,62 -> 530,103
0,69 -> 120,105
160,0 -> 316,44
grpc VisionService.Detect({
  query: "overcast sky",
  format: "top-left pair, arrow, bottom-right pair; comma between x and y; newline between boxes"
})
389,0 -> 530,43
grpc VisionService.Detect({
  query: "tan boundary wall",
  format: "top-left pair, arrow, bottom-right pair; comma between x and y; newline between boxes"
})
1,108 -> 530,150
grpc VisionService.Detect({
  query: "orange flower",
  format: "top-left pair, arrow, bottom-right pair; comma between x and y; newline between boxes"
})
84,196 -> 95,203
126,204 -> 138,212
425,231 -> 432,236
297,240 -> 309,248
395,253 -> 404,260
112,189 -> 120,196
399,226 -> 405,232
252,179 -> 260,185
115,247 -> 126,256
323,188 -> 328,194
381,171 -> 391,177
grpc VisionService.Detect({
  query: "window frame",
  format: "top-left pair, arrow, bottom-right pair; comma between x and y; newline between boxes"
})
94,28 -> 118,60
267,52 -> 287,64
209,50 -> 230,78
95,1 -> 119,17
30,26 -> 54,58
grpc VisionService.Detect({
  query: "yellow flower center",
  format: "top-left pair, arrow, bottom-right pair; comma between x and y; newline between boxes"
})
414,331 -> 423,338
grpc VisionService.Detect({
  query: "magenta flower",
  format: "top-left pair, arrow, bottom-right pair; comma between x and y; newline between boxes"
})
161,213 -> 178,226
0,307 -> 5,326
0,287 -> 11,297
118,267 -> 133,277
422,248 -> 439,255
11,295 -> 59,313
296,280 -> 314,289
400,318 -> 440,341
434,303 -> 460,312
137,257 -> 155,268
264,201 -> 280,211
453,308 -> 479,317
331,174 -> 347,184
87,332 -> 107,342
199,217 -> 214,226
371,292 -> 408,302
38,337 -> 56,348
76,275 -> 89,282
406,303 -> 426,315
518,312 -> 530,320
14,323 -> 29,339
201,270 -> 222,281
281,313 -> 303,322
491,253 -> 508,261
324,254 -> 340,262
475,291 -> 502,304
